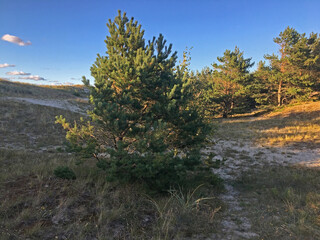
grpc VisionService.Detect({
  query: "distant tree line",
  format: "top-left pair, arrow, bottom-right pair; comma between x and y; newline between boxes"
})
192,27 -> 320,118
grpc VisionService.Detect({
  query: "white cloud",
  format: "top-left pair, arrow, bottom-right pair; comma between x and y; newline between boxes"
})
6,71 -> 31,76
19,75 -> 45,81
5,70 -> 46,81
0,63 -> 15,68
1,34 -> 32,46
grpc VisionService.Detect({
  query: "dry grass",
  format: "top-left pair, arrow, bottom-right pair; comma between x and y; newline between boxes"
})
0,79 -> 88,99
260,124 -> 320,147
0,149 -> 222,240
237,165 -> 320,239
215,101 -> 320,149
256,102 -> 320,148
0,100 -> 83,151
2,78 -> 319,239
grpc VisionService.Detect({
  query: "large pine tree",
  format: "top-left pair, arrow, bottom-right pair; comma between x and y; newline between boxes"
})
57,11 -> 210,191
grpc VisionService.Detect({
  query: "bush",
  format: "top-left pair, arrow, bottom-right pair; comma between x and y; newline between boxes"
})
54,166 -> 76,180
72,90 -> 81,97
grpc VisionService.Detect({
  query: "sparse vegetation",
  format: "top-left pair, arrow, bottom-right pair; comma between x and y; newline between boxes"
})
1,79 -> 319,239
0,79 -> 88,99
0,149 -> 222,239
0,8 -> 319,240
0,99 -> 84,151
237,165 -> 320,239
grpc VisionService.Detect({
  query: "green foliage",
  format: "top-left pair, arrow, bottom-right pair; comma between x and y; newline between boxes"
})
72,90 -> 81,97
193,27 -> 319,115
54,166 -> 76,180
96,148 -> 210,192
210,46 -> 254,117
192,67 -> 219,117
55,115 -> 96,158
255,27 -> 320,106
57,11 -> 211,192
187,47 -> 255,119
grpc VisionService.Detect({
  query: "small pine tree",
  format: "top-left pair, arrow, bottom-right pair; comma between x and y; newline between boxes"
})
56,11 -> 211,192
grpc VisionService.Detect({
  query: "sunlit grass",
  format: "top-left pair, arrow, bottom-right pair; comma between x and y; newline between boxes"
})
255,102 -> 320,148
259,122 -> 320,147
215,101 -> 320,149
213,101 -> 320,238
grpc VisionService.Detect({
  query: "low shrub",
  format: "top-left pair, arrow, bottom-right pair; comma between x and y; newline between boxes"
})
54,166 -> 76,180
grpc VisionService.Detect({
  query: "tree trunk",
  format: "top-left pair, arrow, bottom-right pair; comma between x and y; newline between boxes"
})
222,100 -> 230,118
223,111 -> 228,118
278,80 -> 282,106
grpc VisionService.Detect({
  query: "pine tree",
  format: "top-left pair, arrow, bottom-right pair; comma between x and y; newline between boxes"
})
265,27 -> 301,106
56,11 -> 211,191
263,27 -> 320,106
211,46 -> 254,117
290,32 -> 320,94
251,61 -> 274,106
194,67 -> 218,117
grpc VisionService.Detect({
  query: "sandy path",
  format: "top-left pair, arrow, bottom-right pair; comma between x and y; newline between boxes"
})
1,97 -> 88,114
203,135 -> 320,239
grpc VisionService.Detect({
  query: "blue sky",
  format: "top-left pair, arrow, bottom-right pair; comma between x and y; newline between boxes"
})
0,0 -> 319,85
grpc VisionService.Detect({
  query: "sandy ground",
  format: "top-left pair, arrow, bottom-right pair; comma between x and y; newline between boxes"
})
202,135 -> 320,239
0,96 -> 88,114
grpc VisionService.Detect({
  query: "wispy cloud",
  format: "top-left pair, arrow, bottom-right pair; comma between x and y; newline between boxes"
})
19,75 -> 45,81
1,34 -> 32,46
0,63 -> 15,68
6,71 -> 31,76
5,69 -> 46,81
